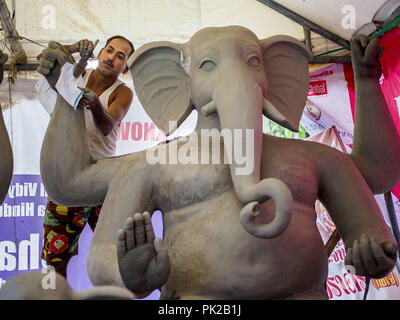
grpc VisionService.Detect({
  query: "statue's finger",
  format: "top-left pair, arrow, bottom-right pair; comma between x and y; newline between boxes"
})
370,238 -> 389,266
143,211 -> 155,243
36,65 -> 51,76
345,248 -> 353,267
124,216 -> 136,250
48,40 -> 62,50
42,49 -> 57,62
40,59 -> 54,70
133,213 -> 146,246
351,38 -> 363,59
116,229 -> 127,259
43,48 -> 68,65
352,240 -> 367,275
359,234 -> 378,274
364,38 -> 380,61
359,34 -> 369,48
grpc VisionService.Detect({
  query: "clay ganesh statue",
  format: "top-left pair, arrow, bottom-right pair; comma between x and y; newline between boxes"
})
38,26 -> 400,299
0,50 -> 13,205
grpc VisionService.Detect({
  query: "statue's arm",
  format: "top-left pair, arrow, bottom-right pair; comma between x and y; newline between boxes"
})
312,142 -> 397,277
0,50 -> 12,204
38,44 -> 127,206
87,160 -> 159,294
349,35 -> 400,194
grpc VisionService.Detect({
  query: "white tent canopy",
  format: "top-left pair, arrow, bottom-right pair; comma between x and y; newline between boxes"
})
3,0 -> 397,65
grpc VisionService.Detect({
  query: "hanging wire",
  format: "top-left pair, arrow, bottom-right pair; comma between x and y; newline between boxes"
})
18,35 -> 47,48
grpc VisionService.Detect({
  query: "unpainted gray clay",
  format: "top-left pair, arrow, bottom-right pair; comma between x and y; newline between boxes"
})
38,27 -> 400,299
0,50 -> 13,205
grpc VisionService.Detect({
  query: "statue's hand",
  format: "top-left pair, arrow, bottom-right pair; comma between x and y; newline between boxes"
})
117,212 -> 170,295
351,34 -> 384,80
37,41 -> 75,91
345,234 -> 398,278
0,50 -> 8,84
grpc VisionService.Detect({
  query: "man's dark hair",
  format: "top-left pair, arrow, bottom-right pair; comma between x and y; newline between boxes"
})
105,35 -> 135,57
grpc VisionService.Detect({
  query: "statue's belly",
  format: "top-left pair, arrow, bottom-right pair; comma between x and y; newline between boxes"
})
162,191 -> 328,299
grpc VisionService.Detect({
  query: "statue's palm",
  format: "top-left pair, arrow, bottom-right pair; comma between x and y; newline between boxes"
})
117,212 -> 170,295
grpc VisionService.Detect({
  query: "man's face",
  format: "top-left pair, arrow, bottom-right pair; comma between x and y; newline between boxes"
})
97,38 -> 131,77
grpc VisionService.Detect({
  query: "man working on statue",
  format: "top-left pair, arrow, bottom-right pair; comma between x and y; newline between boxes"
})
38,35 -> 134,278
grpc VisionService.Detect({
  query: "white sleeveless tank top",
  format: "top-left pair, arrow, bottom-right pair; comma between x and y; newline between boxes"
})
82,69 -> 123,160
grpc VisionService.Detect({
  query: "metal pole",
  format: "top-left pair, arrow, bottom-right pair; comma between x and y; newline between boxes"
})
303,26 -> 312,51
3,63 -> 39,71
310,55 -> 351,64
257,0 -> 350,48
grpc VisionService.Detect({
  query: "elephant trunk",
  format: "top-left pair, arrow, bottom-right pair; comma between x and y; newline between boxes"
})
211,65 -> 293,238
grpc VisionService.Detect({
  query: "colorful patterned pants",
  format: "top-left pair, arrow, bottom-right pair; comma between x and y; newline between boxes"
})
41,199 -> 101,265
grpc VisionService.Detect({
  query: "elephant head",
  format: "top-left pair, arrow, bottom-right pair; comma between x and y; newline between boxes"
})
0,50 -> 12,204
128,26 -> 311,238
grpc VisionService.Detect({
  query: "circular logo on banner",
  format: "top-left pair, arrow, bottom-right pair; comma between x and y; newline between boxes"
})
49,235 -> 69,254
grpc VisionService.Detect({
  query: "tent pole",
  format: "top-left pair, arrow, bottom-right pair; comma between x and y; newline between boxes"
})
303,26 -> 312,51
257,0 -> 350,48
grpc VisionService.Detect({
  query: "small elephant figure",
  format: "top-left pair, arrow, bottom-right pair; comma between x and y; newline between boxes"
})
0,270 -> 134,300
0,50 -> 13,204
39,27 -> 400,299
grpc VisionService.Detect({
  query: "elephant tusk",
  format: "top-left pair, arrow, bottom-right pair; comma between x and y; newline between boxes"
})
262,99 -> 297,132
200,100 -> 217,116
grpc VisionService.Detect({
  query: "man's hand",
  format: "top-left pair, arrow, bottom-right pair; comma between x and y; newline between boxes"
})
37,41 -> 75,90
77,87 -> 100,109
351,34 -> 384,80
345,234 -> 398,278
117,212 -> 170,296
0,50 -> 8,84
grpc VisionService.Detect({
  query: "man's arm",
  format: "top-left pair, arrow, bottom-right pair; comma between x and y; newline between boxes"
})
78,85 -> 133,136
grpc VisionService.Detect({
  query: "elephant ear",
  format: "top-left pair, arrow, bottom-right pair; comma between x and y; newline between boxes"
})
128,41 -> 192,135
261,36 -> 312,132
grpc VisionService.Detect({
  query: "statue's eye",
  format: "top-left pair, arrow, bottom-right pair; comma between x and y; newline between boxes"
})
199,59 -> 216,72
247,55 -> 261,68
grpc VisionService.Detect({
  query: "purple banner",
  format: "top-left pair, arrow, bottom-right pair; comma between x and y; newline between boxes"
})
0,174 -> 48,286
